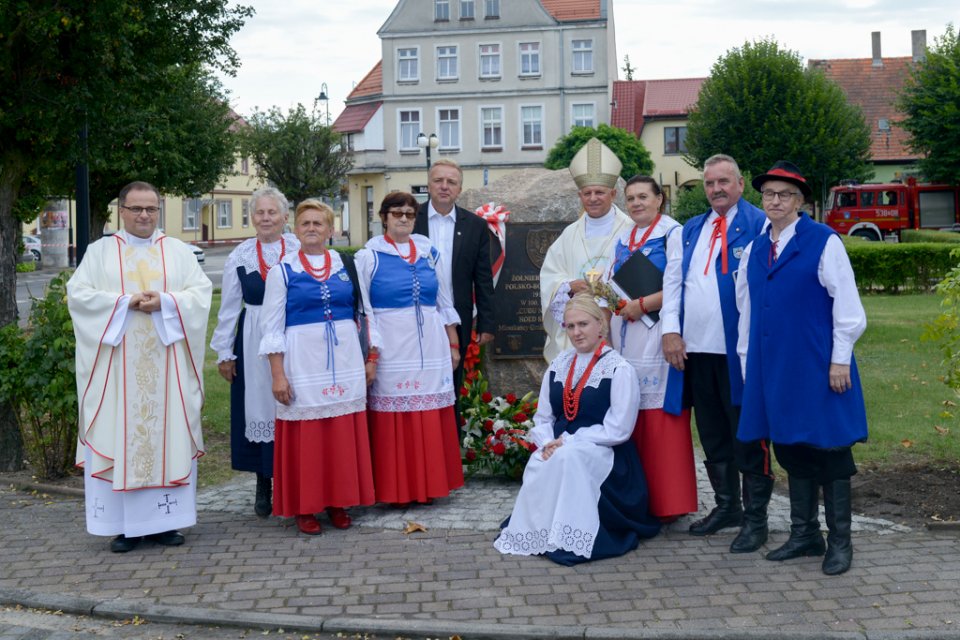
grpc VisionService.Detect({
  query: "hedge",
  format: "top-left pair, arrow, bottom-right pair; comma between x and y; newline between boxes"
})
901,229 -> 960,244
845,242 -> 958,293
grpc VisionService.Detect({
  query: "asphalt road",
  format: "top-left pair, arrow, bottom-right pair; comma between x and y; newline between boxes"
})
14,245 -> 232,325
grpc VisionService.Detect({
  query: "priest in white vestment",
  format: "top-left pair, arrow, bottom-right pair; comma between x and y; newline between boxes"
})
539,138 -> 632,362
68,181 -> 212,553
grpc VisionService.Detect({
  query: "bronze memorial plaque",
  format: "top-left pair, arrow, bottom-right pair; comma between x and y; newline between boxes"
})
493,223 -> 564,359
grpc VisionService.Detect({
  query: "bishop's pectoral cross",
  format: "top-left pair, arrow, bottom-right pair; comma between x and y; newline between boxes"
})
584,267 -> 602,285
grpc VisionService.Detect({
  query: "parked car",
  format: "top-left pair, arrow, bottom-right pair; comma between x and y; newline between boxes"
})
22,235 -> 42,262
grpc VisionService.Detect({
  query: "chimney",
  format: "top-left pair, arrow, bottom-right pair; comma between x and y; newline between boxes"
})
872,31 -> 882,67
912,30 -> 927,63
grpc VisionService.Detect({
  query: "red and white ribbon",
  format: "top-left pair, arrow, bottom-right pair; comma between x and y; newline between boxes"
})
474,202 -> 509,287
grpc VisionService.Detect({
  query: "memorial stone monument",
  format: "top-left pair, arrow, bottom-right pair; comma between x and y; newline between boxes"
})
459,168 -> 626,396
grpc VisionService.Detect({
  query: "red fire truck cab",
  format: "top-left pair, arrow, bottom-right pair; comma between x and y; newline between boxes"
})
825,178 -> 960,241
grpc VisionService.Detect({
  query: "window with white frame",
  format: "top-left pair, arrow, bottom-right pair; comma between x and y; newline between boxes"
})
437,45 -> 458,80
519,42 -> 540,76
460,0 -> 474,19
398,110 -> 421,150
485,0 -> 499,18
241,199 -> 250,228
435,0 -> 449,20
481,107 -> 503,149
216,200 -> 232,228
664,126 -> 688,154
183,198 -> 200,231
572,39 -> 594,74
438,108 -> 461,149
397,47 -> 419,82
479,44 -> 501,78
572,103 -> 595,128
521,105 -> 543,147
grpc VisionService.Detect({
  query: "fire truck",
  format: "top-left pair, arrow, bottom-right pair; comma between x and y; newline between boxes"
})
824,177 -> 960,241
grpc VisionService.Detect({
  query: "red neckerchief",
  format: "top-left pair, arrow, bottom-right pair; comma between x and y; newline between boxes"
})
704,215 -> 729,275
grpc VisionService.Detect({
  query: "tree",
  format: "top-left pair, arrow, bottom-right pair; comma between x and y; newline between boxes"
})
544,124 -> 654,181
672,177 -> 763,224
684,39 -> 873,206
0,0 -> 251,471
237,103 -> 354,206
898,24 -> 960,184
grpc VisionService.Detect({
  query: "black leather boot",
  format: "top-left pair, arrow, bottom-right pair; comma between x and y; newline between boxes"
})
822,478 -> 853,575
767,475 -> 826,561
730,473 -> 774,553
255,473 -> 272,518
689,461 -> 743,536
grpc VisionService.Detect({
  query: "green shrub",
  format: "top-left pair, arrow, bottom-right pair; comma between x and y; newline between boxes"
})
846,242 -> 957,293
15,261 -> 36,273
901,229 -> 960,244
0,272 -> 78,479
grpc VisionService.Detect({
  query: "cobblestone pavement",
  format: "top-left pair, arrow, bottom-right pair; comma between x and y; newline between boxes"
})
2,468 -> 958,640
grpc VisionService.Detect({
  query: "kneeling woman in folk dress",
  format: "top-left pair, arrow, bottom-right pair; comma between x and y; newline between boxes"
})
495,294 -> 661,565
259,199 -> 375,535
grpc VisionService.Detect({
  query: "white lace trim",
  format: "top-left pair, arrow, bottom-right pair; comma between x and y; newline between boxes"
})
364,233 -> 436,261
225,234 -> 300,276
494,521 -> 595,558
638,392 -> 666,411
245,419 -> 275,443
368,391 -> 455,412
259,332 -> 286,356
276,398 -> 366,421
547,347 -> 627,391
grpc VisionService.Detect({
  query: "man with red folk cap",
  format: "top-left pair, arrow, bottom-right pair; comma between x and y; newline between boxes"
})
735,160 -> 868,576
661,154 -> 771,554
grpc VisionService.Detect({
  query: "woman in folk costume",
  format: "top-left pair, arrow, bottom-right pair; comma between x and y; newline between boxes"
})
210,187 -> 299,518
539,138 -> 632,362
605,176 -> 698,523
356,191 -> 464,505
495,294 -> 661,565
259,200 -> 374,535
736,161 -> 868,575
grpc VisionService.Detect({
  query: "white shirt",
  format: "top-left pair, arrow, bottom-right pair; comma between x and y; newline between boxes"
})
661,206 -> 738,354
427,200 -> 456,295
735,217 -> 867,377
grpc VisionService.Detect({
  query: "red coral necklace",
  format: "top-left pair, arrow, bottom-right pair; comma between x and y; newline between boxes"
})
628,214 -> 661,252
256,237 -> 286,281
385,234 -> 417,264
563,341 -> 606,421
299,249 -> 331,281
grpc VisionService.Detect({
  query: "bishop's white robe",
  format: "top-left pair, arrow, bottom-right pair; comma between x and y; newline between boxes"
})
539,207 -> 631,362
68,230 -> 212,537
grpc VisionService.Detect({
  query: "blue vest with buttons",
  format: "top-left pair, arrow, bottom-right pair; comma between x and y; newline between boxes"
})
369,249 -> 440,308
283,263 -> 355,327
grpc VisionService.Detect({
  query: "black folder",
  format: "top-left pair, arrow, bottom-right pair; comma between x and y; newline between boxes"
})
611,250 -> 664,323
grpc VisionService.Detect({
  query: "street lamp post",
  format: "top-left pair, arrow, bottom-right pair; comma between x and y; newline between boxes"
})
417,132 -> 439,169
317,82 -> 330,125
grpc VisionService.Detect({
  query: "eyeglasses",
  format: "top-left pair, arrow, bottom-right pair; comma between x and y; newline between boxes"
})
760,190 -> 800,202
121,205 -> 160,215
387,210 -> 417,219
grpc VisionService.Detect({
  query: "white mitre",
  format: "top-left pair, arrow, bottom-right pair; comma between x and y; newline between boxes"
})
569,137 -> 623,189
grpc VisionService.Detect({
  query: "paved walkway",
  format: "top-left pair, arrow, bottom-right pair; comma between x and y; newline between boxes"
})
1,466 -> 958,640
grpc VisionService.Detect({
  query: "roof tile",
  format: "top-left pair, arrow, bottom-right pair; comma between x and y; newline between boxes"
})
539,0 -> 600,21
347,60 -> 383,100
332,101 -> 382,134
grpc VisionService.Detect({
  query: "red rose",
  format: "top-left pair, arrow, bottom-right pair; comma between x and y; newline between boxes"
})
483,419 -> 494,431
465,449 -> 477,461
481,391 -> 493,402
460,387 -> 469,397
505,393 -> 517,404
493,442 -> 506,456
514,412 -> 528,423
495,428 -> 506,438
465,370 -> 479,382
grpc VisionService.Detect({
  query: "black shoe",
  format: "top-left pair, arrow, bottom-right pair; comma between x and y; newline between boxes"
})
110,535 -> 142,553
689,461 -> 743,536
730,473 -> 774,553
822,478 -> 853,575
255,473 -> 272,518
767,475 -> 826,561
146,530 -> 185,546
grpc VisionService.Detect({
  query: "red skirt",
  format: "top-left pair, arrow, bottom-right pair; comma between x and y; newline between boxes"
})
631,408 -> 698,518
273,411 -> 375,517
368,406 -> 465,504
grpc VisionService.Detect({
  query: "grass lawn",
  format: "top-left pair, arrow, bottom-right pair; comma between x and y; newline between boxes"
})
195,292 -> 960,488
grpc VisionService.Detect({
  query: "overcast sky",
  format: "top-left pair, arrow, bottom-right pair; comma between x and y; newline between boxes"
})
219,0 -> 959,119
